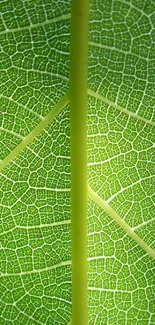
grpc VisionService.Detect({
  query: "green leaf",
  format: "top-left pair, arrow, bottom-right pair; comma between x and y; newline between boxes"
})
0,0 -> 155,324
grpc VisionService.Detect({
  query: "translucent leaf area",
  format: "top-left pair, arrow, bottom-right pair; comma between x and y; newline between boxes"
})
0,0 -> 155,324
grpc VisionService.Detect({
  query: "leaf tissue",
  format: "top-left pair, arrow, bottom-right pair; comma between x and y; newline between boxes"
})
0,0 -> 155,324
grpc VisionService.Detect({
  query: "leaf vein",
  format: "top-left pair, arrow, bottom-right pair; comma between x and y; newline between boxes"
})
0,92 -> 69,173
0,260 -> 71,277
0,13 -> 71,36
88,185 -> 155,260
88,88 -> 155,127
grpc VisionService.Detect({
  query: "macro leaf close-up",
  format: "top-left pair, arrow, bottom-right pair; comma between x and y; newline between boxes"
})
0,0 -> 155,324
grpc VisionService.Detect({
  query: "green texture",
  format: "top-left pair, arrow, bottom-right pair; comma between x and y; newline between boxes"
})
0,0 -> 155,325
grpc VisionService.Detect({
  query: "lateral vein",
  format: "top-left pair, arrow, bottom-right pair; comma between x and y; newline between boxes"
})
88,88 -> 155,127
0,92 -> 69,173
88,185 -> 155,260
0,260 -> 71,277
0,13 -> 71,36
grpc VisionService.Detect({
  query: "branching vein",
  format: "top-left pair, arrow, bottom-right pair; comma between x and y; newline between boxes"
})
0,13 -> 71,36
0,92 -> 69,173
88,185 -> 155,260
88,88 -> 155,127
0,260 -> 71,277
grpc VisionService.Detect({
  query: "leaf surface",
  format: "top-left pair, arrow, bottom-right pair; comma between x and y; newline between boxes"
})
0,0 -> 155,324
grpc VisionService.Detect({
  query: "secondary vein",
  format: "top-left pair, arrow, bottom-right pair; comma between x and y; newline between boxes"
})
0,13 -> 71,36
88,88 -> 155,127
88,185 -> 155,260
0,260 -> 71,277
0,92 -> 69,173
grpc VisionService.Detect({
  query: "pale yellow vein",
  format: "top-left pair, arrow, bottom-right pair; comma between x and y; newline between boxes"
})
88,185 -> 155,260
0,260 -> 71,277
88,88 -> 155,127
0,92 -> 69,172
0,13 -> 71,36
